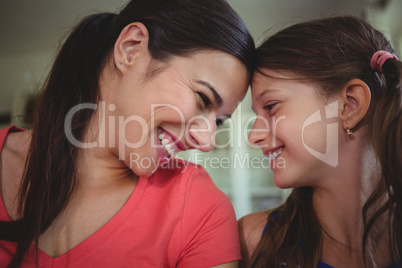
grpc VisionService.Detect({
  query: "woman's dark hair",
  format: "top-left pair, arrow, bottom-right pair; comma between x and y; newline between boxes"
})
250,16 -> 401,267
0,1 -> 255,267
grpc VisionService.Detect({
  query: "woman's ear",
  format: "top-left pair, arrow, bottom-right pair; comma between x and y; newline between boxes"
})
114,22 -> 151,73
339,79 -> 371,130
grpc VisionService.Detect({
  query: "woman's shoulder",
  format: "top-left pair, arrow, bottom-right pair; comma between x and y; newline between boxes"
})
1,129 -> 31,168
152,158 -> 213,187
2,127 -> 30,150
238,211 -> 269,267
149,159 -> 228,207
0,128 -> 31,220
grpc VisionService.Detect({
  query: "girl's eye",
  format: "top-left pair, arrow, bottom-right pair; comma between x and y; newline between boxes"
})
264,103 -> 277,113
197,92 -> 212,108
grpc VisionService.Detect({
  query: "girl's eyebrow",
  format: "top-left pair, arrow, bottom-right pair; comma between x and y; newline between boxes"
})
256,88 -> 280,101
251,88 -> 280,113
196,80 -> 223,106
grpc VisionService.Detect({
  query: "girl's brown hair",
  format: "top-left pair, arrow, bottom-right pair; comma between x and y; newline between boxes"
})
0,0 -> 255,267
250,16 -> 401,267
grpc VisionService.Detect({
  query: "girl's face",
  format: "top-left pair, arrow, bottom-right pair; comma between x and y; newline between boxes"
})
248,69 -> 341,188
109,50 -> 249,177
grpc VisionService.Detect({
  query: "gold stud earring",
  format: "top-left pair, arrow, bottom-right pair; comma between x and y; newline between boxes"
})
346,125 -> 353,138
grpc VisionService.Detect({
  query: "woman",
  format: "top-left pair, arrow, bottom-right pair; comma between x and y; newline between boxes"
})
240,16 -> 401,267
0,0 -> 255,267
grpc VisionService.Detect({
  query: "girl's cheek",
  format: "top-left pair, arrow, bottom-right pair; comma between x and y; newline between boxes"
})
300,120 -> 328,154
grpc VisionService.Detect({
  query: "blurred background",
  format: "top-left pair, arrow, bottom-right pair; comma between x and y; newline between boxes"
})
0,0 -> 401,218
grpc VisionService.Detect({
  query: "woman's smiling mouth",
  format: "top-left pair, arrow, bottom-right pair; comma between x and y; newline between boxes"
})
157,127 -> 186,158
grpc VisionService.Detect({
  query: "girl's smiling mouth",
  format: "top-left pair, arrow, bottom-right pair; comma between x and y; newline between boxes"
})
263,146 -> 284,161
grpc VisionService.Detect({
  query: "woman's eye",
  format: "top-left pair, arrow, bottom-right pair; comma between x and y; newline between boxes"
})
216,118 -> 224,127
197,92 -> 212,108
215,116 -> 229,127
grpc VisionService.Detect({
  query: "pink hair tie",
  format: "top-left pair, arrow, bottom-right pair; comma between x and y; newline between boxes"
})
370,50 -> 398,73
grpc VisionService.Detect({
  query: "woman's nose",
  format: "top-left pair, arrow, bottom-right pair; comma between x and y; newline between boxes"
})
187,115 -> 216,152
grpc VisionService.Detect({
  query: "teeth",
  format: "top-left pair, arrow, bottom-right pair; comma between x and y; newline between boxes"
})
161,139 -> 169,146
269,149 -> 283,160
165,144 -> 172,150
157,130 -> 177,158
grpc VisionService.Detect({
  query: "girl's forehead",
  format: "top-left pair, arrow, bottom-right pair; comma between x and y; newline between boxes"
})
251,70 -> 321,92
251,71 -> 294,91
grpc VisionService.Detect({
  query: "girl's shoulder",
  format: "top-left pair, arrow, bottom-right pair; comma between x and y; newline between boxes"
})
238,211 -> 269,238
238,211 -> 269,267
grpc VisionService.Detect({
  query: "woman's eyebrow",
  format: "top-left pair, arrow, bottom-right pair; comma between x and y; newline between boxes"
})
196,80 -> 223,106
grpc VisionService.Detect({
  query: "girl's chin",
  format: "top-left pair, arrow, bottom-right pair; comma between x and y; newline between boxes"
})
274,183 -> 292,190
272,175 -> 294,189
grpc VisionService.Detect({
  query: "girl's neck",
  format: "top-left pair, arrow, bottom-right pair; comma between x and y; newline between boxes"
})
312,165 -> 369,267
313,186 -> 365,254
312,140 -> 391,266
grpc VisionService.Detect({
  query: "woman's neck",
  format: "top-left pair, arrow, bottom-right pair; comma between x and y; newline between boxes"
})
74,115 -> 139,192
75,146 -> 138,190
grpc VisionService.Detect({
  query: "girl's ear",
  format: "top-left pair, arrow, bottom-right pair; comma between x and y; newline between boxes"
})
339,79 -> 371,130
113,22 -> 151,73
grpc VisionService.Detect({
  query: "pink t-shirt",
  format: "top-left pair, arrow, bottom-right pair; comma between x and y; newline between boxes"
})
0,126 -> 240,267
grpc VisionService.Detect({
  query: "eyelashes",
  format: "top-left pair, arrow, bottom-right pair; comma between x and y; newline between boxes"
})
196,92 -> 212,108
216,115 -> 230,127
195,91 -> 227,127
216,118 -> 224,127
264,103 -> 277,113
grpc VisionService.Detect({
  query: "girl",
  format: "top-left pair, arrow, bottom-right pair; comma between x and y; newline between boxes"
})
240,16 -> 401,268
0,0 -> 255,267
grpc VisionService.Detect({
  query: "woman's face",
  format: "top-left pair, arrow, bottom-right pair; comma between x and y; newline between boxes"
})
110,50 -> 249,177
248,69 -> 341,189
